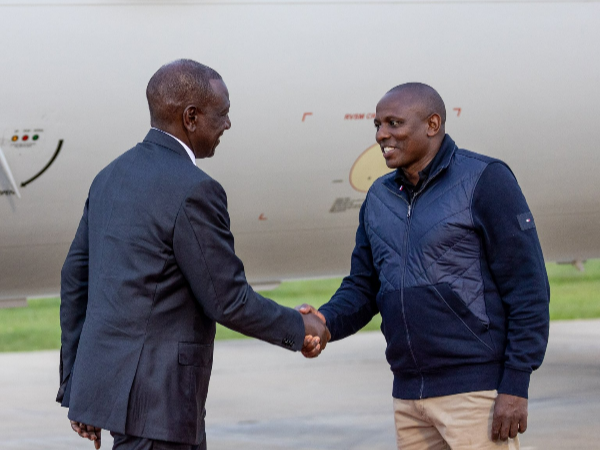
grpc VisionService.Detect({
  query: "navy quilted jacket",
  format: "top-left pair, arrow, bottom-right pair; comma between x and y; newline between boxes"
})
320,135 -> 550,400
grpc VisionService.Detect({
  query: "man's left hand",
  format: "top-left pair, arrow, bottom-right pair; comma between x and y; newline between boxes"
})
70,420 -> 102,449
491,393 -> 528,441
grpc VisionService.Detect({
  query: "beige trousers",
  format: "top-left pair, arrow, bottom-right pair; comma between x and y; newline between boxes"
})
393,390 -> 519,450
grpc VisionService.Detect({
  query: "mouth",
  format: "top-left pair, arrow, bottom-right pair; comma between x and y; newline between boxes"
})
382,146 -> 396,156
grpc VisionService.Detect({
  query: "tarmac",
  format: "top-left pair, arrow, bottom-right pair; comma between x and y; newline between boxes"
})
1,319 -> 599,450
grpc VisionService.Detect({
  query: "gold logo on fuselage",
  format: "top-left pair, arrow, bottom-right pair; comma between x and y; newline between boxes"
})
349,143 -> 393,193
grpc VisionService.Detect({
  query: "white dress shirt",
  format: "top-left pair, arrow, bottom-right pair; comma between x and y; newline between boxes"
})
151,127 -> 196,166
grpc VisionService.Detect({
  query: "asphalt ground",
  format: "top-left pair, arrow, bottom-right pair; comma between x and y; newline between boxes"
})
1,319 -> 599,450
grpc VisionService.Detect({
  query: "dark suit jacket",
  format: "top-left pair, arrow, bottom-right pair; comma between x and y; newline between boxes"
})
57,129 -> 305,445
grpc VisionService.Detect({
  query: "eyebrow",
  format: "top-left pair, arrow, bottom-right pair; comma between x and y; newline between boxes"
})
379,114 -> 403,121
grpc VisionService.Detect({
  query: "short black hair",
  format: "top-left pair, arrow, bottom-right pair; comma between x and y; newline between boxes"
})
387,82 -> 446,124
146,59 -> 222,127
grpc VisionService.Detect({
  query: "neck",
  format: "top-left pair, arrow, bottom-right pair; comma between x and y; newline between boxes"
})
403,149 -> 438,185
153,123 -> 193,151
403,170 -> 420,186
402,133 -> 445,185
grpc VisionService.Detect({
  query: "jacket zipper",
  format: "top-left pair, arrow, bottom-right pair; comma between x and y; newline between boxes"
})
385,171 -> 444,399
384,183 -> 424,398
403,191 -> 425,398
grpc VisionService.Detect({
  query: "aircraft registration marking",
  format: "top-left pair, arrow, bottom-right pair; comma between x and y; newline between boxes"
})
344,113 -> 375,120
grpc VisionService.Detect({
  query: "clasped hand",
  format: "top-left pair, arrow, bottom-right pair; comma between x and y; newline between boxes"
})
70,420 -> 101,449
296,304 -> 331,358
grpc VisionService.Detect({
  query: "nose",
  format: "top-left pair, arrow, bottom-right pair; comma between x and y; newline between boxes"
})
376,125 -> 389,143
225,116 -> 232,130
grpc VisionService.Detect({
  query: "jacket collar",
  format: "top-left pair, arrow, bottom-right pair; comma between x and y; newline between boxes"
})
424,133 -> 457,183
143,128 -> 190,161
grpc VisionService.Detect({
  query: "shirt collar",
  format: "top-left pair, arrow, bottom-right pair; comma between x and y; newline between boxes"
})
151,127 -> 196,166
394,151 -> 437,191
394,134 -> 455,191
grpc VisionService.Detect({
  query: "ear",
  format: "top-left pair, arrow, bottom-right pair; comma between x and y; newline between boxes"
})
426,113 -> 442,137
183,105 -> 200,132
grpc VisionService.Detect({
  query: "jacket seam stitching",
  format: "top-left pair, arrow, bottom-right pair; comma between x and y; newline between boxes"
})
378,268 -> 394,292
415,177 -> 474,213
453,257 -> 483,308
368,223 -> 402,260
181,196 -> 220,305
369,188 -> 408,223
431,286 -> 493,352
414,230 -> 471,281
413,206 -> 470,249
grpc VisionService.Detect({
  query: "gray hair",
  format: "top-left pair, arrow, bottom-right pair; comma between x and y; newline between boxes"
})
146,59 -> 222,127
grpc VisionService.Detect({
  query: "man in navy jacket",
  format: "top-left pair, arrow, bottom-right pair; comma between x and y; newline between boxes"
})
58,59 -> 328,450
300,83 -> 549,449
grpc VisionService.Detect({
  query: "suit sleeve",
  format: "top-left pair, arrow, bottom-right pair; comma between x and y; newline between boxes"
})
318,201 -> 380,341
473,162 -> 550,398
57,198 -> 90,403
173,178 -> 305,351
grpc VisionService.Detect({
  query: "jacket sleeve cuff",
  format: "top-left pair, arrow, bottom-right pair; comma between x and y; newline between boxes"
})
56,377 -> 68,403
288,309 -> 307,352
498,367 -> 531,398
318,309 -> 337,341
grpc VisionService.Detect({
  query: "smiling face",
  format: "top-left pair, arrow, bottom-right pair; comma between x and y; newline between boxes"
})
374,89 -> 443,182
185,78 -> 231,159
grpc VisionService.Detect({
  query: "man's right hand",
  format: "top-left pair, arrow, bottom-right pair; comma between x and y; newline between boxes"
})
297,304 -> 331,358
70,420 -> 101,449
491,394 -> 528,441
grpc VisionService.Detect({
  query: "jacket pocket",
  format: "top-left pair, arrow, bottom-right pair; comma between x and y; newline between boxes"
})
178,342 -> 213,367
402,284 -> 495,371
178,342 -> 213,423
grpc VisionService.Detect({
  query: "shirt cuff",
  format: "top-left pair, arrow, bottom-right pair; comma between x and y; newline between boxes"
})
498,367 -> 531,398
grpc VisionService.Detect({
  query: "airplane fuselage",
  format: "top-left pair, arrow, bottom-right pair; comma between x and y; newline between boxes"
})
1,0 -> 599,303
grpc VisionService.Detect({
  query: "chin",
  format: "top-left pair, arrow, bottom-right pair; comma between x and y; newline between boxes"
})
208,143 -> 219,158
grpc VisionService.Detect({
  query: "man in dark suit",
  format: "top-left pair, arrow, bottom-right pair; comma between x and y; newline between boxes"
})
57,59 -> 329,450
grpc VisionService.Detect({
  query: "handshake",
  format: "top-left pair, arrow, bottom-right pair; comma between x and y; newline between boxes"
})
296,304 -> 331,358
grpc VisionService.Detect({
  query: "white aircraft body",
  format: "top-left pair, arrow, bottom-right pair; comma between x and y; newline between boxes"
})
1,0 -> 599,306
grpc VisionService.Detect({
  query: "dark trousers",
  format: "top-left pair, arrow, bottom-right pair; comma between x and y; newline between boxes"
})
111,432 -> 207,450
